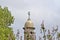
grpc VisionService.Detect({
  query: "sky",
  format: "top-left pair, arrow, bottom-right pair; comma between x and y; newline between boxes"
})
0,0 -> 60,40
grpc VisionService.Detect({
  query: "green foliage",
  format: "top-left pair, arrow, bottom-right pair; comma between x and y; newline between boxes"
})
0,6 -> 15,40
57,32 -> 60,38
47,34 -> 52,39
0,6 -> 14,27
0,27 -> 15,40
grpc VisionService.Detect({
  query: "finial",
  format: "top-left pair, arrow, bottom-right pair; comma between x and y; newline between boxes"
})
42,20 -> 44,24
28,11 -> 30,20
41,20 -> 44,26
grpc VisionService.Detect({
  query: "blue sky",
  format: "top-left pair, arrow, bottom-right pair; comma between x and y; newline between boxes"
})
0,0 -> 60,40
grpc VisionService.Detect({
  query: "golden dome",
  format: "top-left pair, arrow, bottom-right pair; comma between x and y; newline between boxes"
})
24,11 -> 35,29
25,19 -> 34,27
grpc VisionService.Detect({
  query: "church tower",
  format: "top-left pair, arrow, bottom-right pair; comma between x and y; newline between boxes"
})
23,12 -> 36,40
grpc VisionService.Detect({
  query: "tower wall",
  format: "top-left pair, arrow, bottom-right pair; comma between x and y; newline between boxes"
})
23,27 -> 35,40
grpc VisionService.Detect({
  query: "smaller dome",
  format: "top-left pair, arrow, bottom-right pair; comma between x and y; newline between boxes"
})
25,19 -> 34,27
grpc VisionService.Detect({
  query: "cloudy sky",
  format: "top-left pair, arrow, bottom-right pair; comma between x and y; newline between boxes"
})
0,0 -> 60,40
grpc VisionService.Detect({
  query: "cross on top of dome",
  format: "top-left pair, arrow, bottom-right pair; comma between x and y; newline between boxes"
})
28,11 -> 30,20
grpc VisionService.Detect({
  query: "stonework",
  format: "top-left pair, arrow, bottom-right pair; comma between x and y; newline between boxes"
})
23,12 -> 36,40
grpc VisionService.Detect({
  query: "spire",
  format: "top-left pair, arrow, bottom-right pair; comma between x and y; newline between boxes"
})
41,20 -> 45,30
48,30 -> 50,34
20,36 -> 22,40
28,11 -> 30,20
16,29 -> 20,40
41,20 -> 44,27
39,36 -> 41,40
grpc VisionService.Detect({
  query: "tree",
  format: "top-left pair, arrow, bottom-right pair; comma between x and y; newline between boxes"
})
0,6 -> 15,40
0,6 -> 14,27
57,32 -> 60,40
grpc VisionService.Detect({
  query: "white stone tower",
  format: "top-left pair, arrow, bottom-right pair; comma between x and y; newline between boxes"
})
23,11 -> 36,40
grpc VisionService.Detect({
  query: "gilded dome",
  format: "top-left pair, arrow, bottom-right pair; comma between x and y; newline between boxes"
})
24,11 -> 35,28
25,19 -> 34,27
